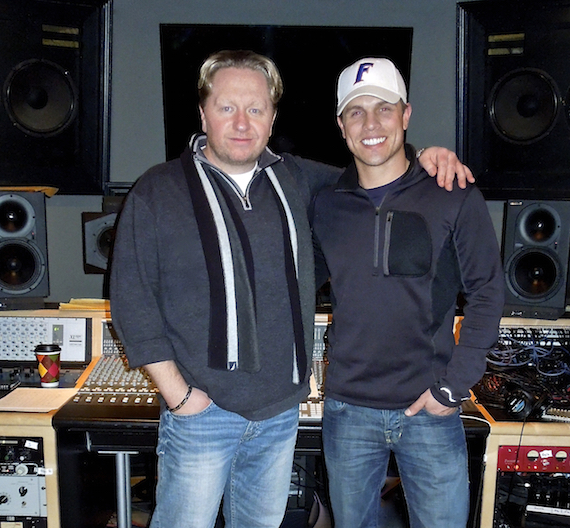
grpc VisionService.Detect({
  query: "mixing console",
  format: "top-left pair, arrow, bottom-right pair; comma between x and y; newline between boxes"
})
299,399 -> 323,422
72,354 -> 158,406
74,353 -> 325,420
69,320 -> 327,420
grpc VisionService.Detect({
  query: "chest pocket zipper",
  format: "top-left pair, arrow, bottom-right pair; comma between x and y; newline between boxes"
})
373,208 -> 384,275
383,211 -> 394,276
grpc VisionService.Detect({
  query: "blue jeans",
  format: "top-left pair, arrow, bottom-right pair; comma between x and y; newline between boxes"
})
150,402 -> 299,528
322,398 -> 469,528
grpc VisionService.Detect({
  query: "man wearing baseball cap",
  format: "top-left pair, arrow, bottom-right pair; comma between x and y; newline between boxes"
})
311,58 -> 504,527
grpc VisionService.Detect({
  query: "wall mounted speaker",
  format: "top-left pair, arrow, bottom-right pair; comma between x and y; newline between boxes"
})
82,212 -> 116,274
0,191 -> 49,307
0,0 -> 111,194
458,1 -> 570,200
502,200 -> 570,319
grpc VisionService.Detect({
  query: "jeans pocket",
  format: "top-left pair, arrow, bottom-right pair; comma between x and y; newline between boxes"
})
167,399 -> 216,419
420,406 -> 459,419
324,397 -> 346,413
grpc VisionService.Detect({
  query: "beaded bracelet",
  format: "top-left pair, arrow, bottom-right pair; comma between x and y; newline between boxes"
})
167,386 -> 192,412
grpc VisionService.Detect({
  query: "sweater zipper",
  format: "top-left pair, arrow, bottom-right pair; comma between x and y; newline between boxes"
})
373,191 -> 391,276
383,211 -> 394,276
212,167 -> 254,210
373,206 -> 382,275
239,168 -> 264,210
242,188 -> 252,210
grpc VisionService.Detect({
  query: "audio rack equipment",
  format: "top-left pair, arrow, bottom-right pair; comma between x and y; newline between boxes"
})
0,436 -> 47,528
494,444 -> 570,527
299,319 -> 327,422
0,315 -> 91,365
0,315 -> 92,392
470,318 -> 570,527
472,324 -> 570,421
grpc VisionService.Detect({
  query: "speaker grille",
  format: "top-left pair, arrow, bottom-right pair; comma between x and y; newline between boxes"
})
0,192 -> 49,299
0,0 -> 111,194
458,1 -> 570,199
3,59 -> 77,137
0,239 -> 46,294
488,68 -> 559,144
82,212 -> 117,274
506,248 -> 561,300
0,194 -> 37,237
502,200 -> 570,319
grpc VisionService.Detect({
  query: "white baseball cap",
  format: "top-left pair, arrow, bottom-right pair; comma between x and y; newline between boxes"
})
336,57 -> 408,115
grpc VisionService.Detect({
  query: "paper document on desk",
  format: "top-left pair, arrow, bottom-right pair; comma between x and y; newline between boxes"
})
0,387 -> 77,412
59,298 -> 110,311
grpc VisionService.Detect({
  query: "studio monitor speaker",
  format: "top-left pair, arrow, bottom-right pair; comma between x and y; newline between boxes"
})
502,200 -> 570,319
82,211 -> 117,274
81,196 -> 124,274
0,191 -> 49,306
0,0 -> 111,194
458,1 -> 570,200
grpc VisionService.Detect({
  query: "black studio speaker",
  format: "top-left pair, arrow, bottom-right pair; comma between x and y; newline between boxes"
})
0,0 -> 111,194
82,211 -> 116,274
502,200 -> 570,319
458,1 -> 570,200
81,196 -> 124,274
0,191 -> 49,307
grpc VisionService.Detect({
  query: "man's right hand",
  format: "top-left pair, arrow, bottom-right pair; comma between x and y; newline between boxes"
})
404,388 -> 457,417
171,386 -> 212,415
144,359 -> 212,415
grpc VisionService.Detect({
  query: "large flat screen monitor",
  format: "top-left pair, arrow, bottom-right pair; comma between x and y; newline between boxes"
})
160,24 -> 413,168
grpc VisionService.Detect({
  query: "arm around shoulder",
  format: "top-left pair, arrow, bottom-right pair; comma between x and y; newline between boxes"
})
418,146 -> 475,191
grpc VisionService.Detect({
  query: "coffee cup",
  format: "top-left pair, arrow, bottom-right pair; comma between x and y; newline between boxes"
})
35,344 -> 61,388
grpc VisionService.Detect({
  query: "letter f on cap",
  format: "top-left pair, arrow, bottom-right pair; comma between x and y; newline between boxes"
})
355,62 -> 374,84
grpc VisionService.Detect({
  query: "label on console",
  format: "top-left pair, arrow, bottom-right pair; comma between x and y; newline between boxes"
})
527,504 -> 570,516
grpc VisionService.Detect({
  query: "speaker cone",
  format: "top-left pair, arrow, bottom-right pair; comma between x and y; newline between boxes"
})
0,240 -> 46,294
518,203 -> 560,245
488,68 -> 559,144
506,248 -> 561,300
0,194 -> 36,238
3,59 -> 77,137
82,212 -> 117,273
97,227 -> 115,260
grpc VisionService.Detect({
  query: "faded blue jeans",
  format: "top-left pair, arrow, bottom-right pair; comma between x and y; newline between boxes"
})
323,398 -> 469,528
150,402 -> 299,528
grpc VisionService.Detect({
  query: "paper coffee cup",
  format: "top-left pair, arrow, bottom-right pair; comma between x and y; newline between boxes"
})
35,344 -> 61,388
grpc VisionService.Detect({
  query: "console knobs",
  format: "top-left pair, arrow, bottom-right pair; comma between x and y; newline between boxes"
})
15,464 -> 28,476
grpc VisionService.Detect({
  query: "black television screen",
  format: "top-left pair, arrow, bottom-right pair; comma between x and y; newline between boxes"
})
160,24 -> 413,168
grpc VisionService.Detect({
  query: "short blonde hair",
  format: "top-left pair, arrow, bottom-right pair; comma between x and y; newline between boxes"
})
198,50 -> 284,108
